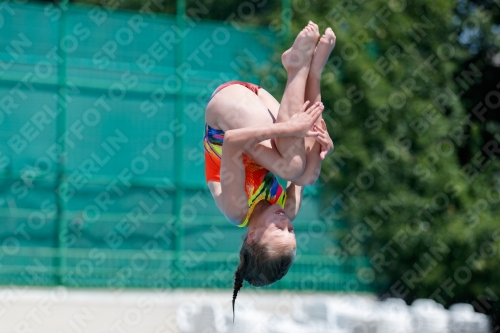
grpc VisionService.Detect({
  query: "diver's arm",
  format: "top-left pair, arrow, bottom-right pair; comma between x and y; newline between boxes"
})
219,138 -> 249,225
284,181 -> 304,221
224,100 -> 323,149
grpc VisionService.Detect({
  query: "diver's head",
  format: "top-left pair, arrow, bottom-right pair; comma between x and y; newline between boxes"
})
246,201 -> 296,249
231,201 -> 296,321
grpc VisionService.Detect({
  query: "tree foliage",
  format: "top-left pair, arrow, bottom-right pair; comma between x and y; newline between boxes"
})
285,0 -> 500,324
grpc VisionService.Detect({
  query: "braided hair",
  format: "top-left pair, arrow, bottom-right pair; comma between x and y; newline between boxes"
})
232,233 -> 296,321
232,270 -> 243,322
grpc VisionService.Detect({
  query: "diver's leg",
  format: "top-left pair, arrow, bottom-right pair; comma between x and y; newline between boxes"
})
293,27 -> 337,186
270,21 -> 320,180
259,27 -> 336,185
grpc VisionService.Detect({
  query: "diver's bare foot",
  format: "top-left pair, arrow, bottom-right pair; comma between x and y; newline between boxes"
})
281,21 -> 320,72
309,27 -> 336,78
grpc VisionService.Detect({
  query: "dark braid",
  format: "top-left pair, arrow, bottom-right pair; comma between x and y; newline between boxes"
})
231,233 -> 295,322
232,269 -> 243,322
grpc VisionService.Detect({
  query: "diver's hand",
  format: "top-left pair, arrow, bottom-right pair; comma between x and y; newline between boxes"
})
288,101 -> 325,138
313,119 -> 334,160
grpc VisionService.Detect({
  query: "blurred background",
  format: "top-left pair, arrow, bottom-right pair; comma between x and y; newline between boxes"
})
0,0 -> 498,332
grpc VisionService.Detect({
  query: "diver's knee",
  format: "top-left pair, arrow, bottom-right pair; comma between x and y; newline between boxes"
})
284,156 -> 306,181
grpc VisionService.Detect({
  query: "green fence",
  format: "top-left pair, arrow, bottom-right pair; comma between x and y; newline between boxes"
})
0,2 -> 372,292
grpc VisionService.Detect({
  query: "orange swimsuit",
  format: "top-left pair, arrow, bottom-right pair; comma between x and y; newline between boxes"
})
204,81 -> 286,227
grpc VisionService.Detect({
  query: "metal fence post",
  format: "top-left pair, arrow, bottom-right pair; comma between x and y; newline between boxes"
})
55,0 -> 69,285
173,0 -> 187,288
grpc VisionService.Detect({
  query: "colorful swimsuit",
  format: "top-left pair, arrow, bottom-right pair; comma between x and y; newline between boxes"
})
204,81 -> 287,227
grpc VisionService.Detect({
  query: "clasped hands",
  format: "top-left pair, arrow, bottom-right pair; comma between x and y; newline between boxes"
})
287,101 -> 334,160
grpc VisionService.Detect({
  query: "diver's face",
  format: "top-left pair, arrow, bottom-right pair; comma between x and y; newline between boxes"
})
249,204 -> 296,249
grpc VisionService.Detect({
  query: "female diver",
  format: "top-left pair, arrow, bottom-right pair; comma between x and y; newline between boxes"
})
203,21 -> 336,319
